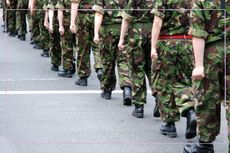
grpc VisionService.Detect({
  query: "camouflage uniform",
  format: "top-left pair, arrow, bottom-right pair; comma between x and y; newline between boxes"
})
47,0 -> 61,67
7,0 -> 17,34
93,0 -> 132,92
189,0 -> 230,143
122,0 -> 154,105
151,0 -> 194,124
56,0 -> 74,71
70,0 -> 102,79
16,0 -> 28,37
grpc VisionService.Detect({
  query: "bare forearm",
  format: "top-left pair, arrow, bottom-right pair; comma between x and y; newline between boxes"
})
193,37 -> 205,67
151,16 -> 162,49
119,19 -> 129,42
71,3 -> 79,26
58,10 -> 64,28
94,12 -> 103,36
48,9 -> 54,27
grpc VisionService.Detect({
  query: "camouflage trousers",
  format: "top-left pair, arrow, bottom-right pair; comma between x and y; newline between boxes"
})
60,14 -> 74,71
152,39 -> 195,123
226,41 -> 230,151
6,0 -> 17,33
76,12 -> 102,78
50,14 -> 61,66
126,23 -> 153,105
16,0 -> 28,36
99,24 -> 132,91
37,10 -> 50,51
194,40 -> 228,143
31,10 -> 40,42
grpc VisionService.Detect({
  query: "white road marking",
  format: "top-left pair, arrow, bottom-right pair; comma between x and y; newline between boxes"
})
0,90 -> 152,95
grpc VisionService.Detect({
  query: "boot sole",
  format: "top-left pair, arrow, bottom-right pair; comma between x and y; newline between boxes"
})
132,112 -> 144,118
75,82 -> 87,86
185,119 -> 197,139
58,74 -> 73,78
161,131 -> 177,138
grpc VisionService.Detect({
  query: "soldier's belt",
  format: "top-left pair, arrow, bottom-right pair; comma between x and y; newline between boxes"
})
159,35 -> 193,40
132,23 -> 152,29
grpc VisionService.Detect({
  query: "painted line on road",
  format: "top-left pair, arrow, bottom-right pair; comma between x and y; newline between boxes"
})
0,90 -> 152,95
0,78 -> 60,82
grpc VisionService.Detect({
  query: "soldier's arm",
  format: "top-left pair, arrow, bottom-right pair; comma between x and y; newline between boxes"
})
118,11 -> 132,50
189,1 -> 208,80
43,3 -> 49,29
70,0 -> 80,33
29,0 -> 35,15
56,2 -> 65,35
151,16 -> 162,60
48,9 -> 54,33
191,37 -> 205,80
92,3 -> 104,44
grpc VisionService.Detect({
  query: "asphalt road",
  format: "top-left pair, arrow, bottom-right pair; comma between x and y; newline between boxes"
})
0,9 -> 228,153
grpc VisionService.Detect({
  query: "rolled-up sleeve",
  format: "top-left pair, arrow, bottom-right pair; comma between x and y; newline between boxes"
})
150,0 -> 165,19
70,0 -> 81,3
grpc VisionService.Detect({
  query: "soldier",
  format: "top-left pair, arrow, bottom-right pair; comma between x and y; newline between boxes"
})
6,0 -> 17,36
70,0 -> 102,86
118,1 -> 156,118
150,0 -> 196,139
183,0 -> 230,152
56,0 -> 75,77
16,0 -> 28,41
92,0 -> 133,101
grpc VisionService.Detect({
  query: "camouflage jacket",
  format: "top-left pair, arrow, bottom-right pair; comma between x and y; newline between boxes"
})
121,0 -> 154,23
92,0 -> 126,24
56,0 -> 71,10
189,0 -> 230,43
70,0 -> 93,10
151,0 -> 192,35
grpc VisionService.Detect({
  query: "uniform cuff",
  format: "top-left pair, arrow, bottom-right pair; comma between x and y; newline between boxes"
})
70,0 -> 81,3
121,11 -> 132,22
43,5 -> 48,11
189,28 -> 209,39
92,5 -> 104,15
151,8 -> 164,19
55,4 -> 64,9
46,4 -> 55,9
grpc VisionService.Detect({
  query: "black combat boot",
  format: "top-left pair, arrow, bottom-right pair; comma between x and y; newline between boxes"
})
72,62 -> 76,74
101,90 -> 112,100
58,69 -> 74,78
183,142 -> 214,153
153,97 -> 160,117
75,77 -> 88,86
41,50 -> 49,57
123,86 -> 132,106
185,109 -> 197,139
51,64 -> 59,72
19,34 -> 26,41
8,32 -> 16,37
160,122 -> 177,138
96,68 -> 103,82
132,104 -> 144,118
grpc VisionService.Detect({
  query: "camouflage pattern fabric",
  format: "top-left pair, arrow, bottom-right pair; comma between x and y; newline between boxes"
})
151,0 -> 194,123
190,0 -> 230,143
93,0 -> 132,91
153,40 -> 194,123
122,0 -> 154,105
7,0 -> 17,34
56,0 -> 74,70
16,0 -> 28,36
47,0 -> 61,66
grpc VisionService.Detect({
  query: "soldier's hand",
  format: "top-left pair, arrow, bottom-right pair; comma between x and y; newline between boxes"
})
59,26 -> 65,36
44,21 -> 49,30
118,39 -> 125,50
70,24 -> 76,34
49,26 -> 54,34
151,48 -> 158,60
6,0 -> 10,6
192,66 -> 205,80
93,34 -> 100,44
